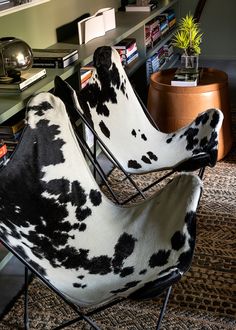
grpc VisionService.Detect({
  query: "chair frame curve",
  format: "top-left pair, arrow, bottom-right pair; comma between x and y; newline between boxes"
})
0,237 -> 175,330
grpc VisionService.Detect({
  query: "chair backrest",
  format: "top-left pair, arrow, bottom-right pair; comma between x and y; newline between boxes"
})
0,92 -> 202,307
55,46 -> 224,174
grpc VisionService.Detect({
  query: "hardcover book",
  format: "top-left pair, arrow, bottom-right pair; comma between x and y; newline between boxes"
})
125,3 -> 157,12
114,38 -> 136,50
171,73 -> 199,87
78,8 -> 116,45
0,118 -> 25,135
0,68 -> 47,92
32,48 -> 78,68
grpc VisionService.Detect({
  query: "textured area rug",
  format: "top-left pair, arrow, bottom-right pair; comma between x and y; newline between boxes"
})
0,113 -> 235,329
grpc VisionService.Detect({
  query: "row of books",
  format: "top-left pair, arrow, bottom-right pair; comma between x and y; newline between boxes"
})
0,113 -> 25,165
146,40 -> 174,82
145,9 -> 176,50
0,141 -> 8,167
114,38 -> 139,68
80,66 -> 93,89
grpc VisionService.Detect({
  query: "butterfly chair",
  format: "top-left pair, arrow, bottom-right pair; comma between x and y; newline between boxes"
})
53,45 -> 223,204
0,92 -> 204,330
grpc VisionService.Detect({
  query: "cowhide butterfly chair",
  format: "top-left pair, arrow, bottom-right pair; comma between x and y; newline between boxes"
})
53,45 -> 223,204
0,92 -> 209,329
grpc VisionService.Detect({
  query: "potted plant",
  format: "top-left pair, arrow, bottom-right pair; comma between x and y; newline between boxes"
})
172,13 -> 203,70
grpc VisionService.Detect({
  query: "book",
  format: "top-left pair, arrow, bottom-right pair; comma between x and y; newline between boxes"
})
125,3 -> 157,12
171,72 -> 199,87
0,142 -> 8,167
0,68 -> 47,92
114,38 -> 136,50
0,118 -> 25,135
32,48 -> 78,68
78,8 -> 116,45
0,143 -> 7,159
115,41 -> 137,57
122,50 -> 139,65
80,68 -> 92,84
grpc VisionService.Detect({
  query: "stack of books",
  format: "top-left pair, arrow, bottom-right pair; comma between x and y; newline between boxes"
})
114,38 -> 139,67
146,53 -> 159,83
145,18 -> 161,49
162,9 -> 176,29
125,2 -> 158,12
0,141 -> 7,167
146,45 -> 166,82
80,66 -> 93,89
156,14 -> 169,36
0,114 -> 25,157
163,40 -> 174,61
32,48 -> 79,68
0,68 -> 46,93
171,68 -> 201,87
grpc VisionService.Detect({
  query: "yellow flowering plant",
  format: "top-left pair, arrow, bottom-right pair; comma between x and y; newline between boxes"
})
172,13 -> 203,56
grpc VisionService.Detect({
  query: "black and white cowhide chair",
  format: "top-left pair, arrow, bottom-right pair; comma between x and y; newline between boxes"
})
54,45 -> 223,203
0,92 -> 203,329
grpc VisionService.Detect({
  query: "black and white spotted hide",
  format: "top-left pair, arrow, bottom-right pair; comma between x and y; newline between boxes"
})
0,92 -> 202,307
75,46 -> 224,174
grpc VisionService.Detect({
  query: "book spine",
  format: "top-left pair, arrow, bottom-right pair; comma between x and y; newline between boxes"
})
33,53 -> 78,69
0,143 -> 7,158
32,50 -> 78,61
19,69 -> 47,90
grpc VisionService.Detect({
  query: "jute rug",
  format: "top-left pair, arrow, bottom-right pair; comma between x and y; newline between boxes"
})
0,112 -> 235,329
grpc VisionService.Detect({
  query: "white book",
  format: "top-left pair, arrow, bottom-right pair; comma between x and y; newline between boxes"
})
85,15 -> 105,44
125,4 -> 157,12
171,74 -> 198,87
78,7 -> 116,45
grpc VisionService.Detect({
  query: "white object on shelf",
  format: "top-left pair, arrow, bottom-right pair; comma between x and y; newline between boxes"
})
78,8 -> 116,45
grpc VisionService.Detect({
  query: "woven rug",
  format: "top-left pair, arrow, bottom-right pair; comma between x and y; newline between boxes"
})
0,113 -> 236,330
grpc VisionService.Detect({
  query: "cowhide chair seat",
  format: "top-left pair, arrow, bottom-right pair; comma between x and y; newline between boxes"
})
54,46 -> 223,176
0,92 -> 203,329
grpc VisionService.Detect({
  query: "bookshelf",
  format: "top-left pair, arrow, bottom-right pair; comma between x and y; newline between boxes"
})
0,0 -> 50,17
0,0 -> 179,124
53,0 -> 179,69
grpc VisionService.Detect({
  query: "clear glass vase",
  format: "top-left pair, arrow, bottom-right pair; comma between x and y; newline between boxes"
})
181,54 -> 199,72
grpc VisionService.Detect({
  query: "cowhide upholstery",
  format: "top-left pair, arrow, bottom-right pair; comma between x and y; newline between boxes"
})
0,92 -> 202,307
54,46 -> 223,174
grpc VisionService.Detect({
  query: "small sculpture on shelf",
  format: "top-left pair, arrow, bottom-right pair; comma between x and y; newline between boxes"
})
0,37 -> 33,83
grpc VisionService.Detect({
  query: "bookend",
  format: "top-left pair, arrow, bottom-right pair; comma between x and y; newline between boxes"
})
56,13 -> 90,42
0,92 -> 206,329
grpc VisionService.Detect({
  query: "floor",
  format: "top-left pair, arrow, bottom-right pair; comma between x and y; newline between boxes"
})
0,58 -> 236,318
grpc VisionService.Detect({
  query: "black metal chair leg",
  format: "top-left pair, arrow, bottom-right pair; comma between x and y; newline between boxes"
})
24,266 -> 29,330
156,286 -> 172,330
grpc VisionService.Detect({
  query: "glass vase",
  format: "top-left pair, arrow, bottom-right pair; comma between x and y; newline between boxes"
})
181,54 -> 199,72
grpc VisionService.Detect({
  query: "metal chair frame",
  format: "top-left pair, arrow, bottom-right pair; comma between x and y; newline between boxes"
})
0,86 -> 206,329
0,238 -> 173,330
70,87 -> 205,205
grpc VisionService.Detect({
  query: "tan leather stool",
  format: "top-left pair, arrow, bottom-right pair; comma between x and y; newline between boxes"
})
147,68 -> 233,160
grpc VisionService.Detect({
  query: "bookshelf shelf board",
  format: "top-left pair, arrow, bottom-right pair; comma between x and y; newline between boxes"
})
0,0 -> 50,17
53,0 -> 178,66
